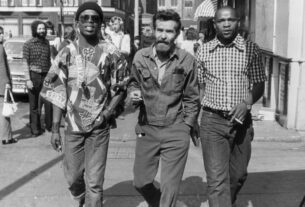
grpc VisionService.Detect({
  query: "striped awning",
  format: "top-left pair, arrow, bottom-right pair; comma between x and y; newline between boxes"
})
194,0 -> 218,20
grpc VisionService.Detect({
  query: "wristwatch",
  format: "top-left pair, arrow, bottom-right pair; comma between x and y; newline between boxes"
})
242,100 -> 252,111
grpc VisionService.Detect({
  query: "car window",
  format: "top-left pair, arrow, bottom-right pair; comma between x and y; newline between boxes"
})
4,42 -> 24,58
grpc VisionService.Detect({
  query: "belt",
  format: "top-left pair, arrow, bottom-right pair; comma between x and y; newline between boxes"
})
202,106 -> 231,120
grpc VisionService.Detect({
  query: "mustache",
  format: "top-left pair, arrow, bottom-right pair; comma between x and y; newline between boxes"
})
157,40 -> 169,45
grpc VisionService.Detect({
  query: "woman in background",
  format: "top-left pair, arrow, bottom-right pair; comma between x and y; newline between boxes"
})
0,26 -> 17,145
180,27 -> 199,56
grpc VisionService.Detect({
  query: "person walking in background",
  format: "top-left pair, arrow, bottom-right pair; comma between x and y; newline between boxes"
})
196,6 -> 266,207
45,20 -> 61,58
0,26 -> 17,145
40,2 -> 128,206
23,20 -> 52,136
100,22 -> 112,42
57,25 -> 76,52
140,25 -> 155,49
109,16 -> 131,57
175,26 -> 185,48
180,27 -> 199,56
128,9 -> 200,207
197,18 -> 216,47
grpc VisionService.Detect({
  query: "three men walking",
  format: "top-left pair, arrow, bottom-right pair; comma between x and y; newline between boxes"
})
39,2 -> 265,206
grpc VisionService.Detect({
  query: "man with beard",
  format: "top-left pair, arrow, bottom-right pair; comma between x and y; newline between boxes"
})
128,9 -> 199,207
196,6 -> 266,207
40,2 -> 128,207
23,20 -> 52,136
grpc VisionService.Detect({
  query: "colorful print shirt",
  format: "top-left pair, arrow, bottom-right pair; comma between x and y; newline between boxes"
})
40,40 -> 128,133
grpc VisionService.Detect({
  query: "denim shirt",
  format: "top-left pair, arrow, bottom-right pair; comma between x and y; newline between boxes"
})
128,46 -> 200,127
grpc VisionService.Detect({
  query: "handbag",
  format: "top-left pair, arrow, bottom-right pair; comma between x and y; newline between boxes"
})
2,87 -> 17,117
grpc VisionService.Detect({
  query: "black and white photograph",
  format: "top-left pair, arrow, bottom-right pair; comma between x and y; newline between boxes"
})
0,0 -> 305,207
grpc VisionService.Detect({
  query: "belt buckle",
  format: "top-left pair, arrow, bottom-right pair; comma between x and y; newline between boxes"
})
221,111 -> 230,120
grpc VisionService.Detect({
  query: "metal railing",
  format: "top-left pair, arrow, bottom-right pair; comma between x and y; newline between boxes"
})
261,49 -> 292,127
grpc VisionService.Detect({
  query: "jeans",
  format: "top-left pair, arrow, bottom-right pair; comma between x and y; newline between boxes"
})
133,122 -> 190,207
0,96 -> 12,140
63,123 -> 110,207
28,71 -> 52,134
200,110 -> 254,207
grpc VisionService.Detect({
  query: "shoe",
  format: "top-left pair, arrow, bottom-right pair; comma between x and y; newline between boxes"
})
31,131 -> 43,137
176,200 -> 188,207
45,128 -> 52,132
200,201 -> 209,207
2,138 -> 18,145
78,197 -> 85,207
136,201 -> 150,207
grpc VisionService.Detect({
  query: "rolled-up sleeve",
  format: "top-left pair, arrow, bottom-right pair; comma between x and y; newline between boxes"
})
127,51 -> 141,94
249,44 -> 266,84
196,46 -> 206,84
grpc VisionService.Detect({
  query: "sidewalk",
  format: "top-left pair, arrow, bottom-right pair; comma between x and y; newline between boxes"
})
251,103 -> 305,142
0,104 -> 304,207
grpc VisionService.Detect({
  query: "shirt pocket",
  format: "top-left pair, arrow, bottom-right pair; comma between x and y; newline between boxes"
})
172,69 -> 185,92
139,67 -> 155,90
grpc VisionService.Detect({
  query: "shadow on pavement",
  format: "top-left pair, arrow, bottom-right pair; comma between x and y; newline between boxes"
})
103,176 -> 207,207
238,169 -> 305,207
12,125 -> 33,140
0,155 -> 63,200
103,170 -> 305,207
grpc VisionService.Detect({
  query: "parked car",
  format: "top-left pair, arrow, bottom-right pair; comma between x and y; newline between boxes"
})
4,36 -> 31,94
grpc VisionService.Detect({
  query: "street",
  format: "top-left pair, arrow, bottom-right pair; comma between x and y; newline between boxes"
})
0,97 -> 305,207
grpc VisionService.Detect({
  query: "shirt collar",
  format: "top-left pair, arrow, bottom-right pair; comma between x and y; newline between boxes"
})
143,44 -> 179,60
209,34 -> 245,51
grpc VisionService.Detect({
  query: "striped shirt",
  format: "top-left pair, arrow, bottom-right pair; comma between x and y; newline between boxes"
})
196,34 -> 266,111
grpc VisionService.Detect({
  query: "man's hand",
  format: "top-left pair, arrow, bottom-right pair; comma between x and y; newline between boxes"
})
229,102 -> 249,124
26,80 -> 34,90
130,90 -> 143,103
51,133 -> 62,152
190,122 -> 200,147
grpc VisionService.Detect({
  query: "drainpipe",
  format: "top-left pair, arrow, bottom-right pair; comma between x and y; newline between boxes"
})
134,0 -> 139,38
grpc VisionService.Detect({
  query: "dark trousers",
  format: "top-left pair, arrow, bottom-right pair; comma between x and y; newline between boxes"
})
133,122 -> 190,207
200,110 -> 254,207
28,71 -> 52,134
63,124 -> 110,207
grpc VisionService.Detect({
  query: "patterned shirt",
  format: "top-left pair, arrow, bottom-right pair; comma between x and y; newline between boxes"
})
196,34 -> 266,111
40,41 -> 128,133
23,37 -> 51,77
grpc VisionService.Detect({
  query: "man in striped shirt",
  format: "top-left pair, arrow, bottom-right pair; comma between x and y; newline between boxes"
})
196,6 -> 266,207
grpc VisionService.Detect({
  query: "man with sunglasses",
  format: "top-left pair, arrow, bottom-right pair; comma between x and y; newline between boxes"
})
196,6 -> 266,207
40,2 -> 128,207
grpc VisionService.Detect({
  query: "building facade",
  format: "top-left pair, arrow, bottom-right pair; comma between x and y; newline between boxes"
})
250,0 -> 305,130
0,0 -> 125,38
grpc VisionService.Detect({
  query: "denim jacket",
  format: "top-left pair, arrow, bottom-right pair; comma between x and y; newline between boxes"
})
128,46 -> 200,127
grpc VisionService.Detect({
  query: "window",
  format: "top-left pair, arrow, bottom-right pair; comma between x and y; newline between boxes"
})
0,0 -> 7,6
171,0 -> 177,7
158,0 -> 165,7
22,0 -> 36,6
63,0 -> 78,6
0,0 -> 15,6
22,18 -> 36,36
0,18 -> 19,38
185,0 -> 193,7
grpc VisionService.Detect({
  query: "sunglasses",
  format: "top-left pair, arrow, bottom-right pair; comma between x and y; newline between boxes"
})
79,15 -> 100,23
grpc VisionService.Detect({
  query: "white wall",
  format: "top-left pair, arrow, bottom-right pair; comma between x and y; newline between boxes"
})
254,0 -> 274,51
